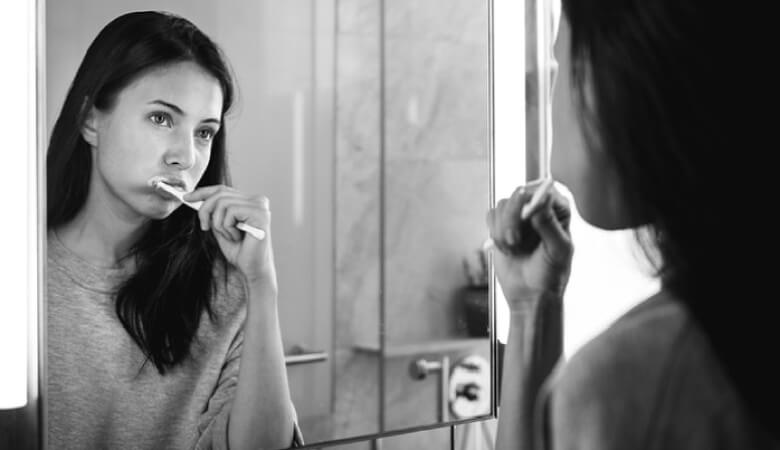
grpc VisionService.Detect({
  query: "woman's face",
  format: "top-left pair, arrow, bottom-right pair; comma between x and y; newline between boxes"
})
83,61 -> 223,222
550,16 -> 633,230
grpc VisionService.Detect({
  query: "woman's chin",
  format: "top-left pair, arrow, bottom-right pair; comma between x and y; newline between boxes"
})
577,201 -> 645,231
144,199 -> 179,220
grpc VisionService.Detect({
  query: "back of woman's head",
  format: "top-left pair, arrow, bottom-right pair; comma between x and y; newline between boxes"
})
561,0 -> 777,438
47,11 -> 236,374
48,10 -> 234,226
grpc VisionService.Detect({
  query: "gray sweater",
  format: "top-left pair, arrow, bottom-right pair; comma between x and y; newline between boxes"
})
538,291 -> 779,449
47,231 -> 302,449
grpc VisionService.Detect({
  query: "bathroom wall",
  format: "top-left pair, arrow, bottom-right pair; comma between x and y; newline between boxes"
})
331,0 -> 383,443
382,0 -> 491,440
333,0 -> 492,448
334,0 -> 489,348
382,0 -> 489,344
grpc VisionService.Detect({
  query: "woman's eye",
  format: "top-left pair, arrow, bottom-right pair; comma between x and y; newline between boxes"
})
149,112 -> 172,127
197,128 -> 216,141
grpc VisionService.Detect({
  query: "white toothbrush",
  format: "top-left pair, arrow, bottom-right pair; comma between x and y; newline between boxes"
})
153,180 -> 266,241
520,177 -> 554,221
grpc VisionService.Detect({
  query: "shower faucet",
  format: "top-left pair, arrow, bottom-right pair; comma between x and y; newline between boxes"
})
409,356 -> 451,422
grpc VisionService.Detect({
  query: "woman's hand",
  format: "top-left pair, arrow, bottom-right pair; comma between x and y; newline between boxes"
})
486,182 -> 573,313
184,185 -> 277,292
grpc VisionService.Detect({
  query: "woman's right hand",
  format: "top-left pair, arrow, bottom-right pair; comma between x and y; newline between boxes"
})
486,182 -> 574,313
183,185 -> 277,292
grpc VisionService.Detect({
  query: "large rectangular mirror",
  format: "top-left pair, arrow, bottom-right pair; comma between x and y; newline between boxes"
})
41,0 -> 493,448
1,1 -> 665,448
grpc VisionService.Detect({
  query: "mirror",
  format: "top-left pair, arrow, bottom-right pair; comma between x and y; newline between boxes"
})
44,0 -> 493,448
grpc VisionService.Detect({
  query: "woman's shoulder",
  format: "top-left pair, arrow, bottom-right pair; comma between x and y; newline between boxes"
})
560,290 -> 689,388
548,290 -> 757,448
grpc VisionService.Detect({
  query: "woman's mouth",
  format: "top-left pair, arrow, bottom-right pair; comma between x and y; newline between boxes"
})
148,176 -> 187,201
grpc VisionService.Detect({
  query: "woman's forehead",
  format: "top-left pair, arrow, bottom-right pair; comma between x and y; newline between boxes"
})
117,62 -> 223,118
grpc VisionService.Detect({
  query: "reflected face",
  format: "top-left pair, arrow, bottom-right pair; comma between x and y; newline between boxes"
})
550,16 -> 632,230
85,61 -> 223,221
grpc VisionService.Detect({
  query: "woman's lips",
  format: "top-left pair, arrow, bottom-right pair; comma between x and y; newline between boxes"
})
148,176 -> 187,201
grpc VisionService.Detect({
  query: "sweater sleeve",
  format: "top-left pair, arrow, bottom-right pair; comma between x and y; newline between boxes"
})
193,327 -> 304,449
194,325 -> 243,450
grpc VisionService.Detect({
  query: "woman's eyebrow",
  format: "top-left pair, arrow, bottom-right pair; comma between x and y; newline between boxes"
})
147,99 -> 221,125
148,99 -> 183,114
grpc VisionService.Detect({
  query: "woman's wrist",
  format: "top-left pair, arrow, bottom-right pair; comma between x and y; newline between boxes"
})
508,292 -> 563,318
243,275 -> 278,310
238,263 -> 276,285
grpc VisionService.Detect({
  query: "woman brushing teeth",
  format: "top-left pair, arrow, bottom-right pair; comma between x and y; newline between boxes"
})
47,11 -> 300,450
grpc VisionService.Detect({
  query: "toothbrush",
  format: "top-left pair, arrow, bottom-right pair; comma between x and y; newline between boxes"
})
483,178 -> 554,251
520,177 -> 554,220
153,180 -> 267,241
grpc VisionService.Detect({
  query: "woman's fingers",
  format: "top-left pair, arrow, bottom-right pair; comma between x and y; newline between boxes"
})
487,181 -> 570,257
488,187 -> 534,254
216,199 -> 242,241
488,198 -> 513,254
182,185 -> 224,202
184,184 -> 234,232
529,190 -> 573,265
185,185 -> 270,241
220,197 -> 271,241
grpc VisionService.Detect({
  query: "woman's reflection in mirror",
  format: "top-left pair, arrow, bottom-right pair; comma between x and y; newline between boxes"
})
47,11 -> 302,450
490,0 -> 776,449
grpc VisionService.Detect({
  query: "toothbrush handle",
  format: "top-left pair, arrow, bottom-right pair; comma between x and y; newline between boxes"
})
237,222 -> 266,241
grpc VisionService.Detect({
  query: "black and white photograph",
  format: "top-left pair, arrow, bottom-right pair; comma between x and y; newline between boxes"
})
2,0 -> 774,449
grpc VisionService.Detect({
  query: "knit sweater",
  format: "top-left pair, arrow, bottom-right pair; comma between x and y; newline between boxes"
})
47,231 -> 302,449
539,291 -> 778,449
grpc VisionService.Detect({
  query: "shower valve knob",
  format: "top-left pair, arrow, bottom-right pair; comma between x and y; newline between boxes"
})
409,358 -> 443,380
456,382 -> 480,401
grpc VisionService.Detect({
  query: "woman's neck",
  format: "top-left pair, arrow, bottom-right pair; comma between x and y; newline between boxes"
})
56,193 -> 149,267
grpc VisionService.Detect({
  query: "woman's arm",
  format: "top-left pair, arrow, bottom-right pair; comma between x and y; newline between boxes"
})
228,280 -> 295,450
184,186 -> 297,449
486,183 -> 572,450
496,297 -> 562,450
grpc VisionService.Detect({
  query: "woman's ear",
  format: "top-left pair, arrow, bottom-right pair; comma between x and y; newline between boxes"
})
80,105 -> 99,147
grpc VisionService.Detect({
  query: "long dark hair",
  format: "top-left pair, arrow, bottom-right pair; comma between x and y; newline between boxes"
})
561,0 -> 777,438
47,11 -> 235,374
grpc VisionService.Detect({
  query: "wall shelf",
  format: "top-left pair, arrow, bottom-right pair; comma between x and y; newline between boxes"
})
354,337 -> 489,358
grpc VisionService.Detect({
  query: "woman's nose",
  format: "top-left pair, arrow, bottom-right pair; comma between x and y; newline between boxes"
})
164,133 -> 196,170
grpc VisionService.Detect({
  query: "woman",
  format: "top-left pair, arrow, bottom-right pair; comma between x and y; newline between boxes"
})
47,11 -> 301,449
491,0 -> 778,448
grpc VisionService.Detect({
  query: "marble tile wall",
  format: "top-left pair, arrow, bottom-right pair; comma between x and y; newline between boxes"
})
380,0 -> 491,437
382,0 -> 489,346
335,0 -> 382,354
332,0 -> 383,443
333,0 -> 490,448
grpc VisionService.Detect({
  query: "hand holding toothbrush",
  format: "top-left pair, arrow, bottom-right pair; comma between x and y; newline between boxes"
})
485,179 -> 573,313
171,182 -> 277,289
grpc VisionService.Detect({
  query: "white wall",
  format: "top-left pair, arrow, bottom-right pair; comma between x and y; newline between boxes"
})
559,190 -> 660,357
